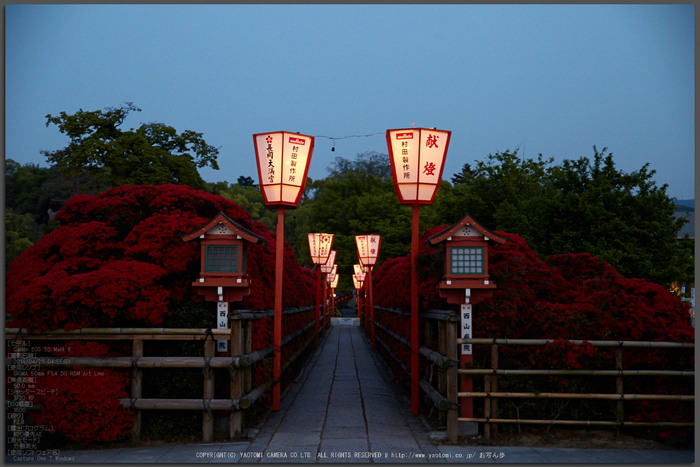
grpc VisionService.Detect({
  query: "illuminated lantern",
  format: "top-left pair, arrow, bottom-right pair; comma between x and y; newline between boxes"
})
308,233 -> 334,264
355,235 -> 381,350
320,251 -> 336,335
253,132 -> 314,208
308,233 -> 334,348
320,250 -> 336,274
387,127 -> 451,415
253,130 -> 314,411
355,235 -> 381,267
386,128 -> 451,204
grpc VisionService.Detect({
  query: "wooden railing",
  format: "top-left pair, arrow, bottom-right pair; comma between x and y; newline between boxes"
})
364,305 -> 694,443
457,337 -> 695,439
5,305 -> 321,443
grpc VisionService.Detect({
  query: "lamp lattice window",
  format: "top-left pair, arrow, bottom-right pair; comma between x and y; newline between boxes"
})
451,247 -> 484,275
205,245 -> 238,273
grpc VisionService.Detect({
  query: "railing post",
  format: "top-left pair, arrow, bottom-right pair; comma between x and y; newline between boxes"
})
243,320 -> 252,394
203,338 -> 215,443
446,317 -> 459,442
491,343 -> 499,438
615,347 -> 624,435
484,371 -> 491,440
230,319 -> 242,440
437,321 -> 447,428
131,339 -> 143,444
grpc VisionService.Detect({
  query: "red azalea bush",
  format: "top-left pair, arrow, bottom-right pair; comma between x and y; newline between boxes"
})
371,226 -> 694,432
6,184 -> 316,443
27,342 -> 134,445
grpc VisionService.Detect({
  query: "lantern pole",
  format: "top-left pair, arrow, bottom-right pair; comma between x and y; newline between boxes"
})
315,266 -> 321,349
368,266 -> 375,350
410,203 -> 421,415
323,274 -> 328,335
273,208 -> 285,411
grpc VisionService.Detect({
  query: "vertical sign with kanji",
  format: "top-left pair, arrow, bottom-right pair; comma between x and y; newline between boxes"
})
461,304 -> 472,355
387,130 -> 418,200
217,302 -> 228,352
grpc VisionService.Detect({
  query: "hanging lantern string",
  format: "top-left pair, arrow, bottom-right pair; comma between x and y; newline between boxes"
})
314,132 -> 384,151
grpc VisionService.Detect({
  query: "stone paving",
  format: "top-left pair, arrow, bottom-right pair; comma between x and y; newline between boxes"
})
5,324 -> 694,463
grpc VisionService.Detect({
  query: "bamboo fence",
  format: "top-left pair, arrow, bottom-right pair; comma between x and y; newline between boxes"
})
5,305 -> 320,443
364,306 -> 694,442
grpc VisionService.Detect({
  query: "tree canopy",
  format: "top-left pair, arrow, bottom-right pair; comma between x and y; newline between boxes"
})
42,103 -> 219,189
430,148 -> 693,287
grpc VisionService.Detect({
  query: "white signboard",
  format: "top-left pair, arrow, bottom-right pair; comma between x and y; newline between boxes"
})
461,304 -> 472,355
217,302 -> 228,352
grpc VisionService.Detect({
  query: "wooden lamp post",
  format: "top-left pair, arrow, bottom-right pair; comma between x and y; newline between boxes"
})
308,233 -> 334,348
355,235 -> 381,351
426,213 -> 506,422
253,131 -> 314,411
320,250 -> 337,336
387,127 -> 451,415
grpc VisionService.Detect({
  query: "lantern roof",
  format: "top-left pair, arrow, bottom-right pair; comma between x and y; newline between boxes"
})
426,213 -> 506,246
181,211 -> 266,244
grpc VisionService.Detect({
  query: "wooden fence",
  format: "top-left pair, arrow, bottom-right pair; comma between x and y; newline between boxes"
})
5,305 -> 323,443
364,306 -> 694,442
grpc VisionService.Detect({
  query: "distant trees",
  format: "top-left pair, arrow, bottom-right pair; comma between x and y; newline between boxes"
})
42,103 -> 219,189
7,107 -> 693,291
430,148 -> 693,287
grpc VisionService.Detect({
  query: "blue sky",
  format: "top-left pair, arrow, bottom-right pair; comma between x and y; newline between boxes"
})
5,4 -> 695,199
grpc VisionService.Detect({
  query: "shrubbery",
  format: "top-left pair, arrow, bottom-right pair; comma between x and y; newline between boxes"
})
6,184 -> 316,444
371,226 -> 694,434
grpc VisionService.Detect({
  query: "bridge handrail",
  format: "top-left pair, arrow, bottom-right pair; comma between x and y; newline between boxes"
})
5,303 -> 321,444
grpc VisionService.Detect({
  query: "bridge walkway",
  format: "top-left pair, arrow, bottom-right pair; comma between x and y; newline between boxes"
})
241,323 -> 442,462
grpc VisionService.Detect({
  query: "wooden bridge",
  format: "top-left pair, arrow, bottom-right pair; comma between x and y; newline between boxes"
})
5,301 -> 694,448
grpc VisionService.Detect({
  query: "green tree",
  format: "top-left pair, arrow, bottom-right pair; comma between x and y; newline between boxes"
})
5,210 -> 40,270
42,103 -> 219,189
434,147 -> 692,287
304,155 -> 412,291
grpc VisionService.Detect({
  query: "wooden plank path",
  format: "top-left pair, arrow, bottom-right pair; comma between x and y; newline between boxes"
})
240,324 -> 444,463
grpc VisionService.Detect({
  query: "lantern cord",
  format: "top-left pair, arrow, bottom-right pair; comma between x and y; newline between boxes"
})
314,132 -> 384,151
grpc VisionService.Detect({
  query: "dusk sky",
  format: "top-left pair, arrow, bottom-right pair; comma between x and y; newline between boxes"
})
5,4 -> 695,200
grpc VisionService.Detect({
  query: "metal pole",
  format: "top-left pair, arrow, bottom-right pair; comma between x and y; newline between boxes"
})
315,268 -> 321,349
273,208 -> 284,411
411,203 -> 420,415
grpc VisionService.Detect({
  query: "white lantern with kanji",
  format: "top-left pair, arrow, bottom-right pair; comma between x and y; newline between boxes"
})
355,235 -> 381,267
253,131 -> 314,208
308,233 -> 334,265
320,250 -> 336,274
386,128 -> 451,204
